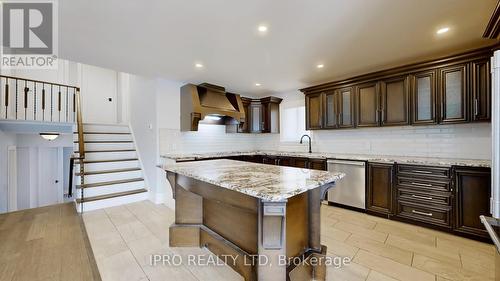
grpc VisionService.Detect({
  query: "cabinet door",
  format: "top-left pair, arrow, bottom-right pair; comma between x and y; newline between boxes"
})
305,93 -> 323,130
471,59 -> 491,122
278,157 -> 292,167
238,100 -> 251,133
262,156 -> 277,165
293,158 -> 309,169
323,91 -> 338,129
380,76 -> 409,126
356,82 -> 380,127
249,103 -> 262,133
411,70 -> 437,125
367,163 -> 394,216
454,167 -> 491,238
309,159 -> 327,171
338,87 -> 354,128
439,64 -> 468,124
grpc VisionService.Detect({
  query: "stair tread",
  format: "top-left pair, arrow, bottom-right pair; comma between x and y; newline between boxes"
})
77,158 -> 138,164
74,149 -> 136,153
76,167 -> 141,176
76,188 -> 147,203
73,132 -> 131,135
74,140 -> 133,143
77,177 -> 144,188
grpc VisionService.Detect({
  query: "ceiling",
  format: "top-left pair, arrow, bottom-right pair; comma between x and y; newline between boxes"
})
59,0 -> 498,96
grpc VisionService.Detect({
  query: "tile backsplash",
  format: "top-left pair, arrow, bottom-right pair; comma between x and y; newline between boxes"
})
159,123 -> 491,160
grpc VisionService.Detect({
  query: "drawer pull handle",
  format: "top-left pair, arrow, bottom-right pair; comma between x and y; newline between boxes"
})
411,182 -> 433,187
412,170 -> 433,174
411,195 -> 433,200
412,210 -> 433,217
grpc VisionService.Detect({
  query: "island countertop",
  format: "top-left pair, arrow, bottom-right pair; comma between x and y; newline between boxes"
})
161,159 -> 345,202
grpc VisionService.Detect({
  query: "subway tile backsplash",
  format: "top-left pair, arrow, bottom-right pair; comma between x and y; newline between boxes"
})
159,123 -> 491,160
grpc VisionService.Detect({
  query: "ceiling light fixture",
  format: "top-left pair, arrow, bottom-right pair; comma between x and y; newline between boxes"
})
195,63 -> 204,68
258,25 -> 268,33
436,27 -> 449,34
255,83 -> 261,86
317,64 -> 324,69
40,132 -> 59,141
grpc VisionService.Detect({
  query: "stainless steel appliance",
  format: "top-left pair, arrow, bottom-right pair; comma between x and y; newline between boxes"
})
327,159 -> 366,209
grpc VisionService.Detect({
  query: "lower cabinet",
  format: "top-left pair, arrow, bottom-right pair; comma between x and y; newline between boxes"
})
454,166 -> 491,238
366,163 -> 394,216
255,156 -> 327,171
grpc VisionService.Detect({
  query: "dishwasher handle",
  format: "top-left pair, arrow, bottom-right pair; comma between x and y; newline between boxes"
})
327,159 -> 366,166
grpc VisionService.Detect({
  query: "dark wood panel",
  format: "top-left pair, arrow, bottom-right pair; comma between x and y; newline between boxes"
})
286,193 -> 309,258
396,200 -> 452,228
367,163 -> 394,215
203,198 -> 258,254
309,159 -> 327,171
337,87 -> 355,128
439,64 -> 469,124
380,76 -> 409,126
356,82 -> 380,127
323,91 -> 338,129
471,59 -> 491,122
454,167 -> 491,238
411,70 -> 437,125
306,93 -> 323,129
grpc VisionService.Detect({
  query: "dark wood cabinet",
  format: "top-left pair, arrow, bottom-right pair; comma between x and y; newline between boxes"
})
454,167 -> 491,238
380,76 -> 410,126
356,82 -> 380,127
306,93 -> 323,130
302,45 -> 493,131
411,70 -> 438,125
260,97 -> 282,133
367,163 -> 394,216
439,64 -> 468,124
309,159 -> 327,171
237,97 -> 252,133
229,96 -> 281,134
324,91 -> 338,129
471,59 -> 491,122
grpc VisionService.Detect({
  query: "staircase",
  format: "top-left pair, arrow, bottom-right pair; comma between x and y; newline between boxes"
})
74,123 -> 148,212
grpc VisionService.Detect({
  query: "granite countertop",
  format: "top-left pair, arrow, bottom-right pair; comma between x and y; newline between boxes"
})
161,159 -> 345,202
161,150 -> 491,168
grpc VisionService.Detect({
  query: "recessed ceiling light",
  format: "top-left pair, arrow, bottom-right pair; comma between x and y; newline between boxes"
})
258,25 -> 268,33
317,64 -> 324,69
195,63 -> 204,68
255,83 -> 261,87
436,27 -> 449,34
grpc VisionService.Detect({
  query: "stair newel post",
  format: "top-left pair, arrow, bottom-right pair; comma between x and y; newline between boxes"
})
76,88 -> 85,213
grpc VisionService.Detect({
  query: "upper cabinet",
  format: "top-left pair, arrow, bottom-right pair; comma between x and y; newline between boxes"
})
337,87 -> 355,128
380,76 -> 410,126
305,92 -> 323,130
301,45 -> 493,130
439,64 -> 468,124
227,96 -> 282,134
471,59 -> 491,122
411,70 -> 437,125
356,82 -> 379,127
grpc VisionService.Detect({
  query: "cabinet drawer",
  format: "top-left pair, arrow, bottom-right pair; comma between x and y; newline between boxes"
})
397,188 -> 451,206
397,165 -> 451,179
397,177 -> 451,192
397,200 -> 452,228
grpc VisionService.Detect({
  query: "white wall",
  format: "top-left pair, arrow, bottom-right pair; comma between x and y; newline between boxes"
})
0,130 -> 16,213
0,131 -> 72,213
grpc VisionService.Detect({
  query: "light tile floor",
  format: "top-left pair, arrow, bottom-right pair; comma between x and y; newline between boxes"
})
82,201 -> 495,281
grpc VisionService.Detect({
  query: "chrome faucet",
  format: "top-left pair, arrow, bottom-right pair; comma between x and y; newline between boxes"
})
300,134 -> 312,153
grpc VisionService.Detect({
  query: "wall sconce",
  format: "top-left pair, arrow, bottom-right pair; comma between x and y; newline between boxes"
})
39,132 -> 59,141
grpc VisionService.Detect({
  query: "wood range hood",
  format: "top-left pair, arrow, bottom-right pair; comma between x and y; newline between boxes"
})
180,83 -> 246,131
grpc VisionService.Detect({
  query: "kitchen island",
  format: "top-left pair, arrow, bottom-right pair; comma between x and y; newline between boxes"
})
161,159 -> 344,281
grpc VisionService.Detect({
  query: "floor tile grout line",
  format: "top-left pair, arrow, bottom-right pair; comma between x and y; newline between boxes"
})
103,206 -> 152,281
124,202 -> 203,281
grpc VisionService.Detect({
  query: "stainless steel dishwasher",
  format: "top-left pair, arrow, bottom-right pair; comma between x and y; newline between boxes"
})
327,159 -> 366,209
